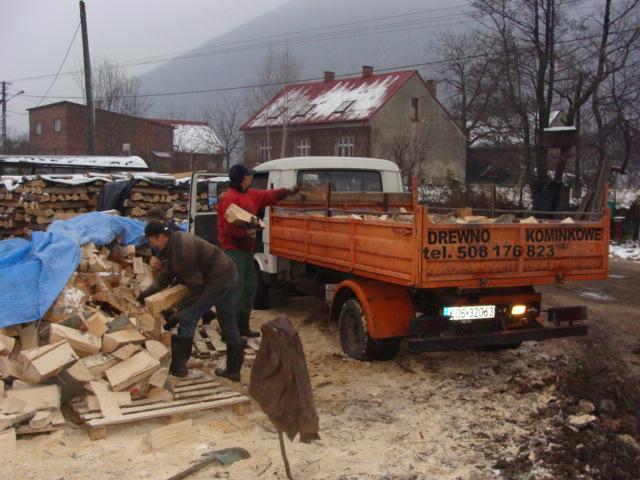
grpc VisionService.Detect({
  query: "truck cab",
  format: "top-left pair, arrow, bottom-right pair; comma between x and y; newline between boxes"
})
251,157 -> 403,306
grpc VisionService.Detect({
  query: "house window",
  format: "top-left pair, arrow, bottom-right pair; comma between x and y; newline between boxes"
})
54,118 -> 61,132
333,100 -> 355,114
35,122 -> 42,135
411,97 -> 419,121
295,138 -> 310,156
258,139 -> 271,162
335,136 -> 354,157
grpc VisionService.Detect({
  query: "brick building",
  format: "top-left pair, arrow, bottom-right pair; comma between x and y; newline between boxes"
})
241,67 -> 467,183
28,101 -> 174,171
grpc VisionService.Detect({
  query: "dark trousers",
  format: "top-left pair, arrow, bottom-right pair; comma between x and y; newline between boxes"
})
224,250 -> 257,331
176,273 -> 242,348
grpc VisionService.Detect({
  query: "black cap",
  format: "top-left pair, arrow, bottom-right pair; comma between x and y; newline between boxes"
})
229,164 -> 251,183
145,220 -> 170,237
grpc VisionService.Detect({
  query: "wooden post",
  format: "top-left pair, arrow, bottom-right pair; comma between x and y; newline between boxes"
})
490,184 -> 496,217
324,182 -> 332,218
79,0 -> 96,155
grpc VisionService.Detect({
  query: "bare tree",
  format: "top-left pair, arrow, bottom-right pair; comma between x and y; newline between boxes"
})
435,31 -> 504,147
248,45 -> 303,159
468,0 -> 640,208
75,56 -> 152,115
579,58 -> 640,213
201,99 -> 245,171
383,134 -> 430,185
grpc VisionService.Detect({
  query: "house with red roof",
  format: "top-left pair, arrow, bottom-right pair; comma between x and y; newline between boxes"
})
241,66 -> 467,183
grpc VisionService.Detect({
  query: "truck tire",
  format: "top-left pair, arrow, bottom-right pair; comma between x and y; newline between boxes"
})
254,265 -> 290,310
338,298 -> 401,361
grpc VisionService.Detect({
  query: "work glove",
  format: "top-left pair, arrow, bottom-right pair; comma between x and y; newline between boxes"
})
287,184 -> 302,196
137,288 -> 152,304
161,308 -> 180,331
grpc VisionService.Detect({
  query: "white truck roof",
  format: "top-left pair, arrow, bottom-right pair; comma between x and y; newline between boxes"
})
253,156 -> 400,173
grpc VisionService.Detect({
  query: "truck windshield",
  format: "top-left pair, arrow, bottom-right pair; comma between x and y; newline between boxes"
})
252,172 -> 269,190
296,169 -> 382,192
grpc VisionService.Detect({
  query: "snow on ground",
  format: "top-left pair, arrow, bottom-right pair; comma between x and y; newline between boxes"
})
580,290 -> 614,301
609,242 -> 640,262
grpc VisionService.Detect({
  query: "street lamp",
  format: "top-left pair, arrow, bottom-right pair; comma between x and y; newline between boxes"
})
1,87 -> 25,154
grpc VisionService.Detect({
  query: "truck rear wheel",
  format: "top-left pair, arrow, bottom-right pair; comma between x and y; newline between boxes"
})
339,298 -> 401,361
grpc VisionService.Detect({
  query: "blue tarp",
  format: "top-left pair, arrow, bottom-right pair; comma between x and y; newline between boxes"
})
0,212 -> 147,328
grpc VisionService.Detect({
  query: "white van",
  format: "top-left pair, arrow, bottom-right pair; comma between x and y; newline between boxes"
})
189,156 -> 404,308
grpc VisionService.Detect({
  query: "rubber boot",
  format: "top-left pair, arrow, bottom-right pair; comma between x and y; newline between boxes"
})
238,313 -> 260,338
215,342 -> 245,382
169,336 -> 192,378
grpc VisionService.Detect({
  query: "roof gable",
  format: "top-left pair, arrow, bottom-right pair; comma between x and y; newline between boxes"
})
242,70 -> 417,130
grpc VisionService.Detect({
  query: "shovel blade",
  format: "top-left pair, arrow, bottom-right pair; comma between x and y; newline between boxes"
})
209,447 -> 251,465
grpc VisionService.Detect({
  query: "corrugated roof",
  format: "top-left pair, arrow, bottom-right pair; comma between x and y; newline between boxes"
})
242,70 -> 417,130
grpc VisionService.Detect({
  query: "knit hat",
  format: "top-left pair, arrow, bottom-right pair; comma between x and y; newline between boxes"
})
145,220 -> 170,237
228,164 -> 251,183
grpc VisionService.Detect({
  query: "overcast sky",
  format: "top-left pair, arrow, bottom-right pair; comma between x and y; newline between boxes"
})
1,0 -> 286,135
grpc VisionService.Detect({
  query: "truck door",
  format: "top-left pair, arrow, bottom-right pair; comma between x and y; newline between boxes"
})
188,172 -> 228,245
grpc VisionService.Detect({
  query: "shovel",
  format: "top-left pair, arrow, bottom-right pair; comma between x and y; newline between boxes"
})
165,447 -> 250,480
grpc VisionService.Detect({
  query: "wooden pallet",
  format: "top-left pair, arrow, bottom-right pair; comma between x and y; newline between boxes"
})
193,326 -> 260,361
72,375 -> 250,440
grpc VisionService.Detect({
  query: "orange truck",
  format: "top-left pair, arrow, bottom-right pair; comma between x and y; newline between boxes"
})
190,157 -> 609,361
266,181 -> 609,361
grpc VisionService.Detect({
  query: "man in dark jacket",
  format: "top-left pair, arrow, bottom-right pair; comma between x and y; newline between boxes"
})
138,222 -> 244,381
217,164 -> 299,337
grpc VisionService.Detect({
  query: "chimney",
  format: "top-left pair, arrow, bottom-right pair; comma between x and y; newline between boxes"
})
362,65 -> 374,78
324,71 -> 335,82
426,79 -> 438,98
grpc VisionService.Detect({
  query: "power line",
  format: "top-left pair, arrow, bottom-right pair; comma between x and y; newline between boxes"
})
7,4 -> 473,83
16,26 -> 631,103
116,3 -> 473,68
35,22 -> 81,107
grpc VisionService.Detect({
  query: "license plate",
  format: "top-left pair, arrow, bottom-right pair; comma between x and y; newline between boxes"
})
443,305 -> 496,321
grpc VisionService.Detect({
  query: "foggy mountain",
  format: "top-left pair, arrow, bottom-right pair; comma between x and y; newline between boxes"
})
139,0 -> 469,120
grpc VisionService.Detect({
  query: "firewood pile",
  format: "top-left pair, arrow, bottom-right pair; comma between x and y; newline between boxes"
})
0,177 -> 106,238
122,178 -> 210,222
0,242 -> 191,437
0,174 -> 215,240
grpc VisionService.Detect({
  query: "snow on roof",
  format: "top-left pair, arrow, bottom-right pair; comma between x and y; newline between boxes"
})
148,118 -> 221,154
173,124 -> 221,154
543,126 -> 577,132
0,155 -> 148,170
243,70 -> 416,129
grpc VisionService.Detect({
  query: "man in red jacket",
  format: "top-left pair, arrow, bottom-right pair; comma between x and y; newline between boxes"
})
218,164 -> 298,337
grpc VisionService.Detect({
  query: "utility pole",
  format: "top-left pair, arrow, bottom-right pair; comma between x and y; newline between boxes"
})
79,0 -> 96,155
1,81 -> 7,155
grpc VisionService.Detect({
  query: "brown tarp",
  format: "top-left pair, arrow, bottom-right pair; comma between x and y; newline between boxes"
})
249,316 -> 320,442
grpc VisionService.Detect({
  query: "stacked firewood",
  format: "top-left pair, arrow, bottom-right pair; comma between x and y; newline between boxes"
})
0,174 -> 215,240
0,178 -> 104,237
122,179 -> 210,222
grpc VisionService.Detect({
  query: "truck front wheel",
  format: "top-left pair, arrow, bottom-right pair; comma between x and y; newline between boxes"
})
339,298 -> 401,361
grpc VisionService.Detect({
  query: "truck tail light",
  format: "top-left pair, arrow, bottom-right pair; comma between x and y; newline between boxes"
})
511,305 -> 527,316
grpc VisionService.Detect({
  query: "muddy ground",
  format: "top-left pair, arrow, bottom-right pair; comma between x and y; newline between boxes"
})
4,259 -> 640,480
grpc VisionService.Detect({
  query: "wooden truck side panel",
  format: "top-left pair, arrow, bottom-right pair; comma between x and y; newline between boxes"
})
418,207 -> 610,289
269,213 -> 416,286
269,204 -> 610,289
